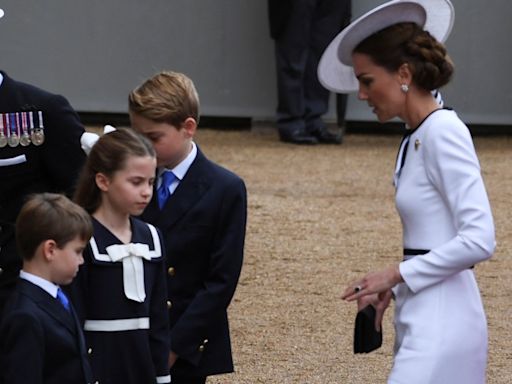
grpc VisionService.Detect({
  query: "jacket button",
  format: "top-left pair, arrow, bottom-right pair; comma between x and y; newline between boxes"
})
166,300 -> 172,309
167,267 -> 175,276
0,267 -> 3,275
88,348 -> 93,355
198,338 -> 208,352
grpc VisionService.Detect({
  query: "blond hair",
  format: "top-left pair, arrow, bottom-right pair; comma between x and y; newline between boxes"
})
128,71 -> 200,127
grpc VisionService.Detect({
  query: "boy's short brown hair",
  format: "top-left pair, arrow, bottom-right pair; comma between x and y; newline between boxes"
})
16,193 -> 93,261
128,71 -> 200,127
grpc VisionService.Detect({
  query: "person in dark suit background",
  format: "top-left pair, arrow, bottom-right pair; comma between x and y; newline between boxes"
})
268,0 -> 351,144
0,193 -> 93,384
0,7 -> 86,317
128,71 -> 247,384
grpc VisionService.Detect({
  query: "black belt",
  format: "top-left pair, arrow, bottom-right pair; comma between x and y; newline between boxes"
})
403,248 -> 429,255
403,248 -> 473,269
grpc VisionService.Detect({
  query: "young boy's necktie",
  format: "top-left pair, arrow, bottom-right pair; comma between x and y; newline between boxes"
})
56,288 -> 70,312
157,171 -> 176,209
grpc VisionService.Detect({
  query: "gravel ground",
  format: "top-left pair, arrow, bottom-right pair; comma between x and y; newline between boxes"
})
93,126 -> 512,383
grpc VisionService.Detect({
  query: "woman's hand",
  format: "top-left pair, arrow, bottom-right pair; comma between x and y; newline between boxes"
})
342,265 -> 403,302
358,290 -> 393,331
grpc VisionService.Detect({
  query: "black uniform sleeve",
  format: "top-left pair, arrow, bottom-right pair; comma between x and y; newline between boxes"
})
40,93 -> 86,196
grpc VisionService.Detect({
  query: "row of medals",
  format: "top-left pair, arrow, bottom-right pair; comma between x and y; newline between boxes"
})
0,112 -> 45,148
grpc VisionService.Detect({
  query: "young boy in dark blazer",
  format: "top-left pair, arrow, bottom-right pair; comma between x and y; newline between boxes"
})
0,193 -> 93,384
129,71 -> 247,384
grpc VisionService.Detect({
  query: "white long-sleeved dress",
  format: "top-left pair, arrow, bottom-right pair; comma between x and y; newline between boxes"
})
389,109 -> 495,384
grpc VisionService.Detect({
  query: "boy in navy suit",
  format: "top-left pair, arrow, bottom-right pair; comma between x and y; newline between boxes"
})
0,193 -> 93,384
129,71 -> 247,384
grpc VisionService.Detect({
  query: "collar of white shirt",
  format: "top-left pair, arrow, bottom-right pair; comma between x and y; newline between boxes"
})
19,270 -> 59,298
157,141 -> 197,189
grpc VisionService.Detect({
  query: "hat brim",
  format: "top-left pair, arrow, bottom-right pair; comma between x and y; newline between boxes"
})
318,0 -> 455,93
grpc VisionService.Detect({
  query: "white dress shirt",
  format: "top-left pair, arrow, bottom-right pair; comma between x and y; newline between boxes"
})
20,270 -> 59,298
157,141 -> 197,195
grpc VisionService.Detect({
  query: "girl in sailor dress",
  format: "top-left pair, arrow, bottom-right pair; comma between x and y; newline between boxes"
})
338,17 -> 495,384
70,128 -> 170,384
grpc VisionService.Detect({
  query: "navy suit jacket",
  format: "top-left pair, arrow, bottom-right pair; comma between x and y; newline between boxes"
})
141,147 -> 247,377
0,71 -> 86,315
0,279 -> 92,384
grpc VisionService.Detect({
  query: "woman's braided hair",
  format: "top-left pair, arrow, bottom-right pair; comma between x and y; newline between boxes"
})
354,22 -> 454,90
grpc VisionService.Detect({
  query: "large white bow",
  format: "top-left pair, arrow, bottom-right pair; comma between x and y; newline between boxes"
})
80,124 -> 117,155
105,243 -> 151,302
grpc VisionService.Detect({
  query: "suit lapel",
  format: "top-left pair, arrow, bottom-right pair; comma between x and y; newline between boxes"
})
70,302 -> 88,358
20,280 -> 77,335
143,148 -> 213,230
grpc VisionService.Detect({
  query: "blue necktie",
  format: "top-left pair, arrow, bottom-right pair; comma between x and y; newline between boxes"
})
157,171 -> 176,209
56,288 -> 70,312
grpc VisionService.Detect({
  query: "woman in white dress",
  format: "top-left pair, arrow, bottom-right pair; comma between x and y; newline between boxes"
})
318,1 -> 496,383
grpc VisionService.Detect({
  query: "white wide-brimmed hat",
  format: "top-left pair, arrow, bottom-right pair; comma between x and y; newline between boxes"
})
318,0 -> 454,93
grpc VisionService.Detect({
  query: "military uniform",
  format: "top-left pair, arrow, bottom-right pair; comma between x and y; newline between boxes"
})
0,71 -> 86,315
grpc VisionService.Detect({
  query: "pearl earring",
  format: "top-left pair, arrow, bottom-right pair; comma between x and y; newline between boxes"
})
401,84 -> 409,93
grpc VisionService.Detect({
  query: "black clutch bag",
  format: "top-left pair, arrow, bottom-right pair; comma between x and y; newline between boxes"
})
353,305 -> 382,353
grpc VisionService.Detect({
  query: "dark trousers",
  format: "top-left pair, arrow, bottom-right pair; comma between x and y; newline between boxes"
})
171,374 -> 206,384
337,93 -> 348,127
273,0 -> 351,134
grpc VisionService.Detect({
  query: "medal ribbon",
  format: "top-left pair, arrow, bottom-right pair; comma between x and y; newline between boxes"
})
0,114 -> 5,136
38,110 -> 44,130
21,112 -> 29,137
9,113 -> 19,138
29,111 -> 34,135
